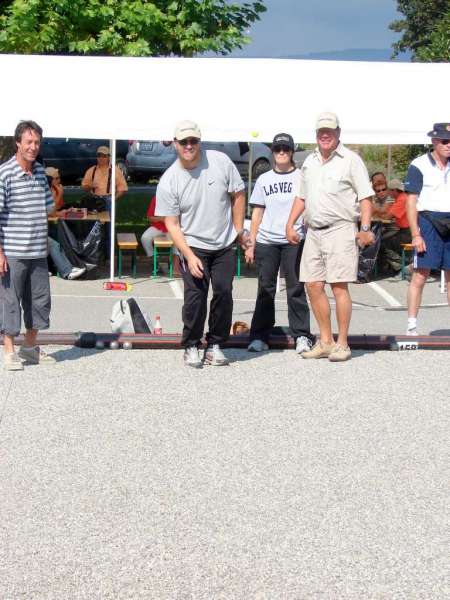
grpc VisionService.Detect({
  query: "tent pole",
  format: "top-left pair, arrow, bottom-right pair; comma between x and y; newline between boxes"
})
109,139 -> 117,281
247,142 -> 253,217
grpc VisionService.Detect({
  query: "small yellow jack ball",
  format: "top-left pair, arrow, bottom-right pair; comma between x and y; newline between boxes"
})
251,131 -> 259,138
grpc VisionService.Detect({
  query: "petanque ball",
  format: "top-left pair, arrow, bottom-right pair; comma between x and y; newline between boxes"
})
123,342 -> 133,350
110,341 -> 119,350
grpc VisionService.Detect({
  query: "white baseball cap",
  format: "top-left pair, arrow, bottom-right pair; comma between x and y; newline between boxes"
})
174,120 -> 201,140
316,112 -> 340,130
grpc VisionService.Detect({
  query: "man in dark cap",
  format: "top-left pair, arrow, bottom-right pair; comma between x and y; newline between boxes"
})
405,122 -> 450,335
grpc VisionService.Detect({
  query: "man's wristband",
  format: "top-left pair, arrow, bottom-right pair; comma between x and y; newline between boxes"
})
360,224 -> 371,232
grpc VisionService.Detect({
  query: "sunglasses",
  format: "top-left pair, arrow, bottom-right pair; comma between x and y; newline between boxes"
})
272,145 -> 292,153
177,138 -> 200,146
375,187 -> 387,192
438,139 -> 450,145
97,153 -> 109,157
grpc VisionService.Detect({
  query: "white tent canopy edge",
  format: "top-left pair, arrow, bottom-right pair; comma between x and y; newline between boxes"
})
0,53 -> 449,144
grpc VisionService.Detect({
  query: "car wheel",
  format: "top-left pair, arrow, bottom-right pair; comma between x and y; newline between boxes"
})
252,158 -> 270,179
117,160 -> 129,181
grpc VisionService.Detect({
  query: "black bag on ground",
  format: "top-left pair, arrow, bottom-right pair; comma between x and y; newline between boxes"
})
421,211 -> 450,238
357,223 -> 382,283
110,298 -> 152,333
56,220 -> 103,271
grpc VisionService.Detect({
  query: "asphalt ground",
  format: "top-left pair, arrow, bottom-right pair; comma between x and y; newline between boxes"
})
1,269 -> 449,599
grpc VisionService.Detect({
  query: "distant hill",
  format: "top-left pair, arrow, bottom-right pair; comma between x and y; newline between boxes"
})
281,48 -> 411,62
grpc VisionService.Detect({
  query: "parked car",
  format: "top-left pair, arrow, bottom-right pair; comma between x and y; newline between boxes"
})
39,138 -> 129,184
126,140 -> 272,182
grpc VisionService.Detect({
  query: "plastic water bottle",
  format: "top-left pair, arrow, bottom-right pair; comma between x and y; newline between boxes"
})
154,315 -> 162,335
103,281 -> 132,291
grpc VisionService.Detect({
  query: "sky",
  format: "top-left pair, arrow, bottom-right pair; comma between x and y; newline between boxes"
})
229,0 -> 403,59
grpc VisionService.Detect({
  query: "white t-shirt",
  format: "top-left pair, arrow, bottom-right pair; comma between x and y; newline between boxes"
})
156,150 -> 245,250
250,168 -> 304,244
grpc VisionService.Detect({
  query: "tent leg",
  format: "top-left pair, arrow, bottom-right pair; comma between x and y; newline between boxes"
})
109,139 -> 117,281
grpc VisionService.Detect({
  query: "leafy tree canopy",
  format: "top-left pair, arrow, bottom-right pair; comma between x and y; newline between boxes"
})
390,0 -> 449,61
0,0 -> 266,56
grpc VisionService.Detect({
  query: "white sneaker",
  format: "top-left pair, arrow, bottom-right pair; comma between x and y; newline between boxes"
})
18,345 -> 56,364
183,346 -> 203,368
295,336 -> 313,354
4,352 -> 24,371
203,344 -> 229,366
247,339 -> 269,352
67,267 -> 86,280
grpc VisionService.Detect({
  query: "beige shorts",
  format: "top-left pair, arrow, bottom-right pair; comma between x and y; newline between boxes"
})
300,221 -> 358,283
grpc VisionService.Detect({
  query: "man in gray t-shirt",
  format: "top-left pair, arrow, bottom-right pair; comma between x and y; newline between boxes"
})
156,120 -> 248,368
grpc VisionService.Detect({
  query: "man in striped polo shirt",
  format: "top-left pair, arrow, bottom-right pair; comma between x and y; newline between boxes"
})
0,120 -> 56,370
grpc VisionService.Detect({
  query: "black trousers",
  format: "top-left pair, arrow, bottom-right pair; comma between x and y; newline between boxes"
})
250,242 -> 311,343
180,245 -> 235,348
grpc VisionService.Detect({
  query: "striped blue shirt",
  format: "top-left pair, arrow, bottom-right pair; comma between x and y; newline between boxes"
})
0,156 -> 54,259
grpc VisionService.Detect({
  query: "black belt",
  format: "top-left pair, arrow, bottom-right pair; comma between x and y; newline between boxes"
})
312,224 -> 330,230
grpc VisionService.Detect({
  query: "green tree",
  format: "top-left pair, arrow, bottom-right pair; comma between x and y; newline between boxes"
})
390,0 -> 449,61
0,0 -> 266,56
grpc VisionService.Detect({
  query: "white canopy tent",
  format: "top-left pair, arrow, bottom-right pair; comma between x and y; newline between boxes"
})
1,54 -> 448,279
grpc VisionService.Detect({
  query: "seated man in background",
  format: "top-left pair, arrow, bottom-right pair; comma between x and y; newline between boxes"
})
46,167 -> 86,280
371,173 -> 391,216
81,145 -> 128,211
81,145 -> 128,257
45,167 -> 65,210
383,179 -> 412,273
141,195 -> 170,258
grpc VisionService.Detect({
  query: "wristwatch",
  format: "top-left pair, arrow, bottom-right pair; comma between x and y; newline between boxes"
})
237,228 -> 249,237
361,224 -> 371,232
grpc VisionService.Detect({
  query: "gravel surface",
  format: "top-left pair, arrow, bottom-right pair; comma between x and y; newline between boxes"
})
1,346 -> 449,599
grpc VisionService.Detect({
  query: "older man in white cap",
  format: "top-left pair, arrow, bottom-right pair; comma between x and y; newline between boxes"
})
286,112 -> 374,362
156,120 -> 248,368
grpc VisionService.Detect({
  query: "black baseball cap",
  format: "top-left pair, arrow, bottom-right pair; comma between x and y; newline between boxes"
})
272,133 -> 295,151
427,123 -> 450,138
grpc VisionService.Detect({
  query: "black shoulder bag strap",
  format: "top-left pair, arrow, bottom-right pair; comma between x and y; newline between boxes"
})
106,166 -> 112,195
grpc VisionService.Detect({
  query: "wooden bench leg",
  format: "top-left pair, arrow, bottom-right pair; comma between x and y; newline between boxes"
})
118,249 -> 123,278
131,251 -> 136,278
401,248 -> 406,280
153,247 -> 158,277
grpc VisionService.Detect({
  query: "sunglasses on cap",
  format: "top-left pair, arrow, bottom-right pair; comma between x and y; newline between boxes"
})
177,138 -> 200,146
272,144 -> 292,153
97,153 -> 109,157
437,139 -> 450,146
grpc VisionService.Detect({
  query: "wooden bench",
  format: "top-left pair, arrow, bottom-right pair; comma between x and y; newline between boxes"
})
153,238 -> 174,278
117,233 -> 138,278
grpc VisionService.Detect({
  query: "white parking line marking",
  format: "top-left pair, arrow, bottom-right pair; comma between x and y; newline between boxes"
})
168,280 -> 183,299
367,281 -> 402,307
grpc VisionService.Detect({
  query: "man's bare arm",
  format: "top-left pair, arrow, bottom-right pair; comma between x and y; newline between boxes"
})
230,190 -> 248,249
356,197 -> 374,247
406,193 -> 426,253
